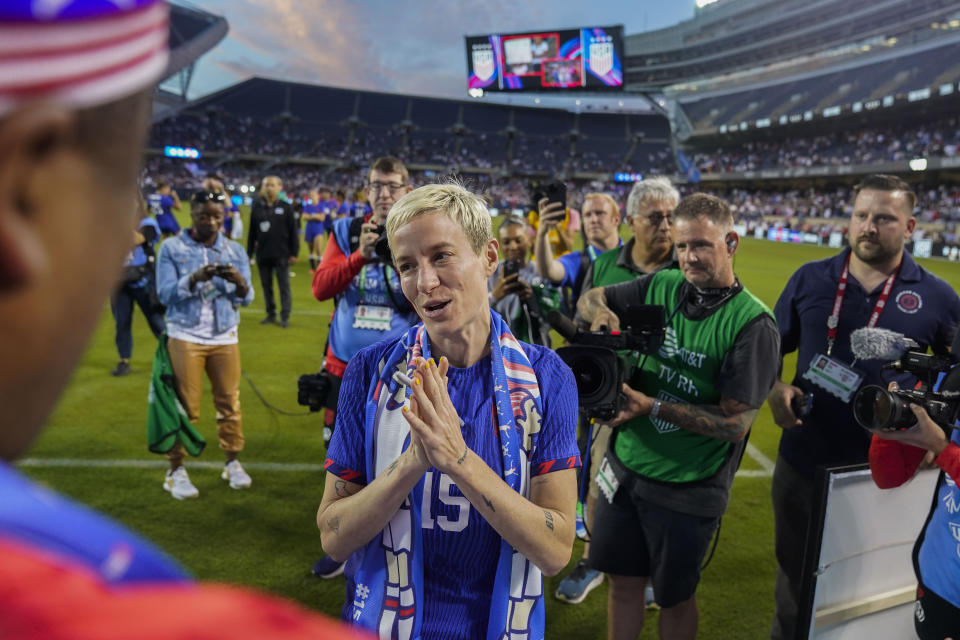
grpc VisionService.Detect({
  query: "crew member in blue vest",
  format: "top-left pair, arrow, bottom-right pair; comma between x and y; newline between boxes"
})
766,174 -> 960,640
311,157 -> 420,579
870,378 -> 960,639
109,194 -> 165,376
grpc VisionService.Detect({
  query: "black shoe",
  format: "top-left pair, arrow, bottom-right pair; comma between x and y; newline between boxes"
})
260,316 -> 277,325
111,361 -> 131,376
278,319 -> 289,328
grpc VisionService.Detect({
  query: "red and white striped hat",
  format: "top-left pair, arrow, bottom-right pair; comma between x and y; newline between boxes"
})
0,0 -> 169,116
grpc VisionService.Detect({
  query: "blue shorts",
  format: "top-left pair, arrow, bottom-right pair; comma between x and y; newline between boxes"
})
156,213 -> 180,235
305,221 -> 327,244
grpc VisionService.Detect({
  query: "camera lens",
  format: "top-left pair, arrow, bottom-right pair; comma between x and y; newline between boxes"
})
571,356 -> 608,401
852,385 -> 917,430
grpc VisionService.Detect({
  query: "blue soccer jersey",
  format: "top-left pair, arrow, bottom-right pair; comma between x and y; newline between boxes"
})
326,338 -> 580,639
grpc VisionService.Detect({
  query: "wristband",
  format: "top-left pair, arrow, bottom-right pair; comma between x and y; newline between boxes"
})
651,399 -> 662,418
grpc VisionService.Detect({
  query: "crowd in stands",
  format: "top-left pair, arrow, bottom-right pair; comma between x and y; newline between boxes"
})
689,116 -> 960,173
149,111 -> 677,176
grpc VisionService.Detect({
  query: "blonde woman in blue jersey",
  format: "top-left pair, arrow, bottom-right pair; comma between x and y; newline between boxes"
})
317,182 -> 581,639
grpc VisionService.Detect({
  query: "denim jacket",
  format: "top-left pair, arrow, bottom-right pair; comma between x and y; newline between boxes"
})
156,230 -> 254,332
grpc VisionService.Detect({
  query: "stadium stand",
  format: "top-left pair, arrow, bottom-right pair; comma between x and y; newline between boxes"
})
148,78 -> 676,179
153,3 -> 228,121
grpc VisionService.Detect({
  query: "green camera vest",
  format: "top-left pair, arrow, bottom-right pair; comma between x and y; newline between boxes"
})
616,269 -> 772,483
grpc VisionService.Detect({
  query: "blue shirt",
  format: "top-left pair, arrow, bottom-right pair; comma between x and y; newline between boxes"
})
327,217 -> 418,363
775,248 -> 960,478
326,339 -> 580,639
556,240 -> 623,289
146,193 -> 174,217
918,416 -> 960,608
0,461 -> 188,584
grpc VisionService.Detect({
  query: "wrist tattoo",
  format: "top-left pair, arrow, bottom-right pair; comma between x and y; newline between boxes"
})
482,494 -> 495,512
386,459 -> 399,476
456,446 -> 468,465
544,510 -> 555,531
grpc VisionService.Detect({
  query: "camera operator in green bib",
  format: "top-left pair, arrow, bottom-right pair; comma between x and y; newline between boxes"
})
577,193 -> 780,640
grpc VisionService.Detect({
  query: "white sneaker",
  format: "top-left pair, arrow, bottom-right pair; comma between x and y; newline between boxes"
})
163,466 -> 199,500
221,459 -> 252,489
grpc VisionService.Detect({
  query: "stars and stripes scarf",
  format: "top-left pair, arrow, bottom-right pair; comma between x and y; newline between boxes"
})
348,309 -> 546,640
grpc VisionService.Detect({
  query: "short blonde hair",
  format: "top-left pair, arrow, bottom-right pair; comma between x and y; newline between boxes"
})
582,192 -> 621,218
386,182 -> 492,255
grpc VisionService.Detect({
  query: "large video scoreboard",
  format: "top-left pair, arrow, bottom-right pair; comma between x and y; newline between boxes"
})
466,25 -> 623,93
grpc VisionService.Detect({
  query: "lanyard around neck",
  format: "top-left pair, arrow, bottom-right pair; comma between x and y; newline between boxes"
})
827,253 -> 900,356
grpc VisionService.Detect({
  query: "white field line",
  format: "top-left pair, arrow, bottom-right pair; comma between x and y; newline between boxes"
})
18,457 -> 774,478
745,442 -> 776,475
239,308 -> 332,317
17,458 -> 325,472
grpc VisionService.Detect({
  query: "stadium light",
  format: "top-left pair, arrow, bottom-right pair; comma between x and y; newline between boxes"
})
909,158 -> 928,171
240,185 -> 249,194
163,145 -> 200,159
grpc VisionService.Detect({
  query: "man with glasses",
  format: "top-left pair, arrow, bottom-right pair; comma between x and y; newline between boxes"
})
155,191 -> 255,500
247,175 -> 299,328
311,157 -> 420,578
554,177 -> 681,606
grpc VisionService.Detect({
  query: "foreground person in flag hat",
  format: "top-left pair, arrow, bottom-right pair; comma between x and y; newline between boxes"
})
0,2 -> 365,637
317,182 -> 580,639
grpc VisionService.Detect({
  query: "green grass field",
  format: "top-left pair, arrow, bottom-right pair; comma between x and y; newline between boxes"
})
18,206 -> 960,638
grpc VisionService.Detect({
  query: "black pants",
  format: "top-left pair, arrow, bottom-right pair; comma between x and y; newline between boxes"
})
770,457 -> 815,640
915,582 -> 960,640
110,281 -> 165,359
258,257 -> 291,321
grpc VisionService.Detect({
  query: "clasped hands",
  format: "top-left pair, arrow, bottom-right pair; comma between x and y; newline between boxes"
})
401,356 -> 471,474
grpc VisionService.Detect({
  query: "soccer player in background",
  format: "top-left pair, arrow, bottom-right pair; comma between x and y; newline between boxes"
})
148,179 -> 183,238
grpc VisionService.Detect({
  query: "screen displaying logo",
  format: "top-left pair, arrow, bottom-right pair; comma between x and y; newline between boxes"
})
588,39 -> 613,77
472,46 -> 495,82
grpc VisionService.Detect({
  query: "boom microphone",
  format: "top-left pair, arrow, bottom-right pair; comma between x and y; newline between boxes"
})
850,327 -> 920,361
546,309 -> 579,342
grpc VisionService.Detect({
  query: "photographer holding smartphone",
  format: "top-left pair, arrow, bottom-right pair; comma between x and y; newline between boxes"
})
155,191 -> 255,500
488,216 -> 560,347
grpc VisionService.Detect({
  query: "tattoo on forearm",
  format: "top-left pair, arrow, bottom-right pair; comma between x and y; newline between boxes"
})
386,459 -> 399,477
544,510 -> 555,531
329,516 -> 340,535
456,446 -> 468,465
334,480 -> 357,498
658,400 -> 755,443
482,495 -> 495,512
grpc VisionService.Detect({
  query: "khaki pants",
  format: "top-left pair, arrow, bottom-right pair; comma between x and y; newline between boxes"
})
166,338 -> 244,466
